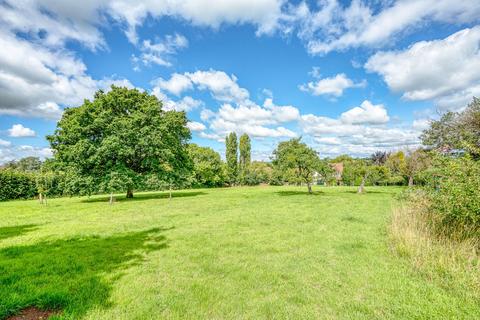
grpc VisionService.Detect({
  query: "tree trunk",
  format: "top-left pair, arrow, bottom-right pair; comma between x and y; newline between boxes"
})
126,188 -> 133,198
169,185 -> 172,200
408,175 -> 414,187
39,193 -> 43,205
109,192 -> 114,205
307,183 -> 312,194
358,176 -> 366,194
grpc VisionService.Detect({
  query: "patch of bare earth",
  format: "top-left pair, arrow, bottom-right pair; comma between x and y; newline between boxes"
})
6,307 -> 59,320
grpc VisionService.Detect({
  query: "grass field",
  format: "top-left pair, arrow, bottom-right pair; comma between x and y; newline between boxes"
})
0,186 -> 478,319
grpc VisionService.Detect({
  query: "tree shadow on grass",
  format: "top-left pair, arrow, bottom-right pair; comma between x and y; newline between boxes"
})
0,225 -> 38,241
82,191 -> 207,203
275,190 -> 324,197
0,228 -> 169,319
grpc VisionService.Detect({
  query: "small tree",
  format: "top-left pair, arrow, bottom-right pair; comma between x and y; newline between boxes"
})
272,138 -> 321,194
225,132 -> 238,185
188,144 -> 226,187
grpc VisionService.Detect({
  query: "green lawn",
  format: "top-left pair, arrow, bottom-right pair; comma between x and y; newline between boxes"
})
0,186 -> 478,319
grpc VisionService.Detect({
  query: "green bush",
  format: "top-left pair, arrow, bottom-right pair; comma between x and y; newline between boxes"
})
426,156 -> 480,238
0,169 -> 37,201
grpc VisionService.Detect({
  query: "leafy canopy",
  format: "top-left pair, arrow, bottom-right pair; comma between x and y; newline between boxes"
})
47,86 -> 192,197
272,138 -> 321,193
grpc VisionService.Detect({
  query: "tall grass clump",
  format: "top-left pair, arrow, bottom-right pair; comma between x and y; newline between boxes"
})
389,188 -> 480,299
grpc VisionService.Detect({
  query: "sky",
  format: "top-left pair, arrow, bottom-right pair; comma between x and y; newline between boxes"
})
1,0 -> 480,163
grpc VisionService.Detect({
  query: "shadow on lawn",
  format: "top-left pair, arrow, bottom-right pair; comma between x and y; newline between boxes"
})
82,191 -> 206,203
0,224 -> 38,241
275,190 -> 324,196
0,228 -> 169,319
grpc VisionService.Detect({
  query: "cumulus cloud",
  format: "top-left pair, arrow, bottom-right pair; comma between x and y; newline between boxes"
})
340,101 -> 389,125
207,99 -> 299,139
187,121 -> 207,132
300,73 -> 366,97
7,124 -> 36,137
0,29 -> 133,119
284,0 -> 480,55
365,26 -> 480,110
299,99 -> 418,156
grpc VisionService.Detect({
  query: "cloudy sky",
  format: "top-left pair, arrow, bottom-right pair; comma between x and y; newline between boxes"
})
1,0 -> 480,163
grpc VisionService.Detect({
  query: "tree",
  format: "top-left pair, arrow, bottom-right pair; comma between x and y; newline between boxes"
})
188,144 -> 226,187
238,133 -> 251,185
422,97 -> 480,159
404,148 -> 431,186
239,133 -> 251,170
225,132 -> 238,185
272,138 -> 321,193
47,86 -> 192,199
371,151 -> 389,165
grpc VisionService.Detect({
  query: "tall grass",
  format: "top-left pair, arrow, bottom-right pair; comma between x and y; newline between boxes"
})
389,192 -> 480,298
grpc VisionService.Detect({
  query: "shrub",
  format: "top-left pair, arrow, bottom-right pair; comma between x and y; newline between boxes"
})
426,156 -> 480,239
0,169 -> 37,201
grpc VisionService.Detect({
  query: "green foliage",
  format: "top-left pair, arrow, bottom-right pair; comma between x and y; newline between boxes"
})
0,169 -> 37,201
187,144 -> 226,187
225,132 -> 238,185
272,138 -> 321,192
47,86 -> 192,198
238,133 -> 251,184
241,161 -> 272,185
422,97 -> 480,159
425,156 -> 480,238
239,133 -> 251,171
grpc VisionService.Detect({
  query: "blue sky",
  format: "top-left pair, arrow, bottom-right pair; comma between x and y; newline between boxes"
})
1,0 -> 480,162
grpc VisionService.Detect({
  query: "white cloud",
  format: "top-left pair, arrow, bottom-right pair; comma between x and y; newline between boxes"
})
8,124 -> 36,137
107,0 -> 284,43
0,0 -> 284,48
287,0 -> 480,55
133,33 -> 188,68
365,26 -> 480,110
207,100 -> 299,139
300,73 -> 366,97
186,70 -> 250,103
0,29 -> 133,119
340,100 -> 389,125
153,74 -> 193,96
187,121 -> 207,132
299,99 -> 418,156
0,139 -> 11,147
412,119 -> 431,131
152,69 -> 250,104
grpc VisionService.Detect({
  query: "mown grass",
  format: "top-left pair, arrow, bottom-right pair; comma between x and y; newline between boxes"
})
0,186 -> 478,319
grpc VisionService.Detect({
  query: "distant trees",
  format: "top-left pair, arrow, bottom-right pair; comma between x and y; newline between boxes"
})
225,132 -> 238,185
47,86 -> 192,198
188,144 -> 226,187
272,138 -> 321,193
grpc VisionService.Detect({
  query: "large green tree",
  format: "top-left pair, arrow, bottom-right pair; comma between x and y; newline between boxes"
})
48,86 -> 192,198
225,132 -> 238,185
188,144 -> 226,187
272,138 -> 321,193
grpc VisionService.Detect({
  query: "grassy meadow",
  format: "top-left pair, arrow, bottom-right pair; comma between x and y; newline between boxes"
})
0,186 -> 478,319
